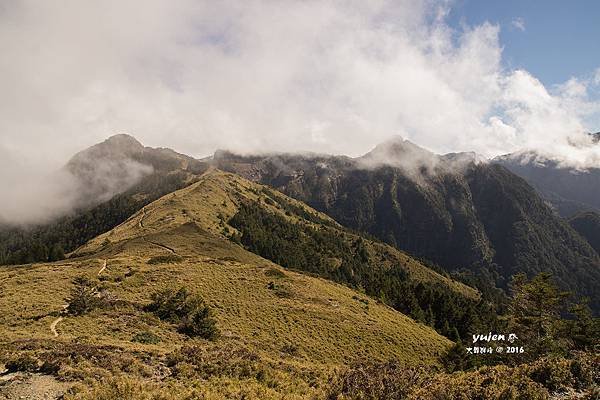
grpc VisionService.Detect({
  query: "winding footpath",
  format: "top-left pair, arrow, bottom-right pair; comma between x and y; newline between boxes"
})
97,259 -> 107,276
49,303 -> 69,337
49,259 -> 107,337
49,318 -> 62,337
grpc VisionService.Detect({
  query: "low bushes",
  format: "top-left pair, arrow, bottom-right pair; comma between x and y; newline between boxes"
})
326,354 -> 600,400
66,276 -> 117,315
145,287 -> 219,340
5,353 -> 40,372
166,345 -> 264,381
147,254 -> 183,265
66,277 -> 102,316
131,330 -> 161,345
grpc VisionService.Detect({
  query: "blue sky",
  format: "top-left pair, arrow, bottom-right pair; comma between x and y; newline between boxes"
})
447,0 -> 600,87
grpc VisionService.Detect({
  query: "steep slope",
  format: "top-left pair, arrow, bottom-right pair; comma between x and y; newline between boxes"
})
569,211 -> 600,255
75,169 -> 487,339
0,134 -> 208,265
214,138 -> 600,312
0,170 -> 453,399
75,170 -> 475,296
213,142 -> 494,272
465,164 -> 600,304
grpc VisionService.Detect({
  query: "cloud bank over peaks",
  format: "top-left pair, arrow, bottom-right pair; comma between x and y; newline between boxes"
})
0,0 -> 599,181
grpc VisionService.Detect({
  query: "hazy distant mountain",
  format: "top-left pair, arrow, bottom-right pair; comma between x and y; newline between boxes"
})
494,151 -> 600,217
0,134 -> 208,265
215,137 -> 600,311
66,134 -> 206,208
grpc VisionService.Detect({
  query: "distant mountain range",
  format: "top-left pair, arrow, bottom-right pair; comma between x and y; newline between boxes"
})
494,132 -> 600,217
2,134 -> 599,313
213,136 -> 600,311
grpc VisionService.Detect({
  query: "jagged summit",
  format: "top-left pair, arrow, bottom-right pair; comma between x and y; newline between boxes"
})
62,134 -> 207,210
358,137 -> 439,176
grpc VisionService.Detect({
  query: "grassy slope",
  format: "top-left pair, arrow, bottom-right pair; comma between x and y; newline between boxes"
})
0,169 -> 455,399
76,169 -> 478,299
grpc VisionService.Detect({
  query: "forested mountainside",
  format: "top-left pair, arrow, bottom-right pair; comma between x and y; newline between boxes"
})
214,137 -> 600,312
1,136 -> 598,399
0,135 -> 208,265
569,211 -> 600,255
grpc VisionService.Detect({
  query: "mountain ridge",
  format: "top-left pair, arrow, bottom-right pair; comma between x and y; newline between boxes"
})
3,134 -> 599,314
0,168 -> 454,397
214,142 -> 600,312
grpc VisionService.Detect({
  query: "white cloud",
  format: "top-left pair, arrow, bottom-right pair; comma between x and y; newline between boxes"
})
0,0 -> 599,223
511,17 -> 526,32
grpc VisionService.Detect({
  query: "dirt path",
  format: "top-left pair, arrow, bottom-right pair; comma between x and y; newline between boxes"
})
49,304 -> 68,337
49,259 -> 107,337
147,240 -> 177,254
49,317 -> 63,338
139,207 -> 147,228
97,259 -> 107,276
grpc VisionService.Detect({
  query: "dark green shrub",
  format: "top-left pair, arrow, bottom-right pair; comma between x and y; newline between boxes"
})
178,307 -> 219,340
66,276 -> 101,315
147,254 -> 183,264
131,330 -> 161,344
146,287 -> 191,322
146,287 -> 219,340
